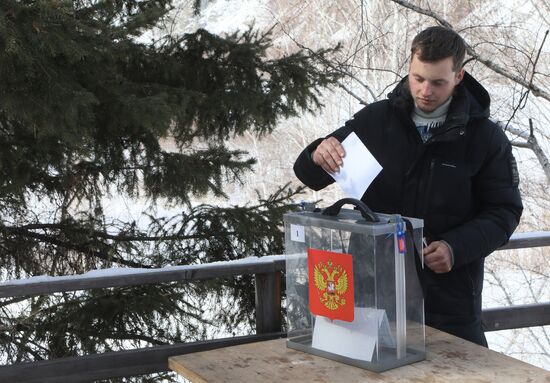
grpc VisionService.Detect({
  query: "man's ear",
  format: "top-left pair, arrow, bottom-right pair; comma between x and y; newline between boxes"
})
455,68 -> 465,84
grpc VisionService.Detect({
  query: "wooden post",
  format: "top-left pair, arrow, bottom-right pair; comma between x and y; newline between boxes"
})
254,271 -> 282,334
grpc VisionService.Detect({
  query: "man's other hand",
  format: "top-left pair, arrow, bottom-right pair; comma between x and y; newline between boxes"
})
312,137 -> 346,174
423,241 -> 453,273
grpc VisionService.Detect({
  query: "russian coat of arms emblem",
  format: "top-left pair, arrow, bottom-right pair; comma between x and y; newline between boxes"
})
313,261 -> 349,310
308,248 -> 354,322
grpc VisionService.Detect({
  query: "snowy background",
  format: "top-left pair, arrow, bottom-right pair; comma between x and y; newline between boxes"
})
2,0 -> 548,380
170,0 -> 550,372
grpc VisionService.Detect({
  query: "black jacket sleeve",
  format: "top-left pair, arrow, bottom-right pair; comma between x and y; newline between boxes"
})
439,125 -> 523,268
293,114 -> 358,191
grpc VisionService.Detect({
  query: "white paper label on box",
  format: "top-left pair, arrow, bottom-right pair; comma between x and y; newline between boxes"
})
311,307 -> 395,362
290,224 -> 305,243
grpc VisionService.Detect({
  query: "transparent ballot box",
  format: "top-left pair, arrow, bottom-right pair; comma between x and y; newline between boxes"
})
284,199 -> 425,372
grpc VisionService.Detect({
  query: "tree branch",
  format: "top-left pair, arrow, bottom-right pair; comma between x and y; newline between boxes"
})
271,19 -> 376,104
505,30 -> 549,130
0,226 -> 151,269
337,83 -> 368,105
528,119 -> 550,182
13,223 -> 237,243
510,141 -> 532,149
389,0 -> 550,102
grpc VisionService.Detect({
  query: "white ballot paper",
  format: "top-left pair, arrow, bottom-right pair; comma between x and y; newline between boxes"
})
328,132 -> 382,199
312,307 -> 394,362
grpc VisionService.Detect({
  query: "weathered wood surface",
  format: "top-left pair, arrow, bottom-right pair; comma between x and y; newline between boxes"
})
2,230 -> 549,299
0,255 -> 286,298
499,231 -> 550,250
483,302 -> 550,331
0,332 -> 285,383
169,326 -> 550,383
255,271 -> 282,334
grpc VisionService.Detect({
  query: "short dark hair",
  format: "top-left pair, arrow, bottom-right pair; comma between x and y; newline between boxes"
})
410,26 -> 466,71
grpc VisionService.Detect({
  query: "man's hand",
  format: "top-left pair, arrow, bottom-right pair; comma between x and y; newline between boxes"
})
312,137 -> 345,174
423,240 -> 453,273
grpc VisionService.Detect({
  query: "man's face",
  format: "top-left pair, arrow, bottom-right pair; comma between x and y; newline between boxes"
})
408,53 -> 464,113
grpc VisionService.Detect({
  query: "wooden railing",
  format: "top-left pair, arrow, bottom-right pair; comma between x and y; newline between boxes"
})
0,231 -> 549,382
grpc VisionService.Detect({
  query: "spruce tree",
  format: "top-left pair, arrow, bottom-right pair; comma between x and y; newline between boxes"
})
0,1 -> 336,380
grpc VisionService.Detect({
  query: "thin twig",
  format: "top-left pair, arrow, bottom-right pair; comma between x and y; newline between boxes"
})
271,17 -> 377,103
505,30 -> 549,130
389,0 -> 550,101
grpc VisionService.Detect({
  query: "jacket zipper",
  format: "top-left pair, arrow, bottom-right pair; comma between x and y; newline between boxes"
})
465,266 -> 476,296
420,159 -> 436,217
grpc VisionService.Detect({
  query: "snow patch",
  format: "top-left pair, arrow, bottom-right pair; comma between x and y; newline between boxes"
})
197,0 -> 272,35
0,255 -> 285,287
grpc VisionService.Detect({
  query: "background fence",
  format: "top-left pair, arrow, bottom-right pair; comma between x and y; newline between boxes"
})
0,231 -> 549,382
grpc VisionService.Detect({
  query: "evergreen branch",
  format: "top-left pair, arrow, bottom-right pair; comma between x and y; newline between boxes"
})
5,185 -> 302,248
0,226 -> 150,269
0,296 -> 30,309
10,222 -> 239,243
85,331 -> 169,346
0,0 -> 321,362
0,337 -> 45,362
274,26 -> 373,104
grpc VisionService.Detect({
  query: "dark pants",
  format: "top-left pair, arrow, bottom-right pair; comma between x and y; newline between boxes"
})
427,314 -> 488,347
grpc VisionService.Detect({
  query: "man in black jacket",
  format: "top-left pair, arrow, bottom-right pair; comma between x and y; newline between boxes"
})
293,26 -> 523,346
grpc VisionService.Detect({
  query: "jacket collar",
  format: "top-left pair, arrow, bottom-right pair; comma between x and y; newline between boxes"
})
387,72 -> 491,143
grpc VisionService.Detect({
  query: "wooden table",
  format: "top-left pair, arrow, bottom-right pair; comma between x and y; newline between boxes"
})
169,327 -> 550,382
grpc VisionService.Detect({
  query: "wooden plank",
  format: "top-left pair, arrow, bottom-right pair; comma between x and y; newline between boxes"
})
499,231 -> 550,250
0,333 -> 285,383
0,255 -> 286,298
483,303 -> 550,331
0,230 -> 548,298
255,272 -> 282,334
169,327 -> 550,382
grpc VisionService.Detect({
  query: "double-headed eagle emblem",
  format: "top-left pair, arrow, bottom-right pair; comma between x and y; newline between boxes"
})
313,260 -> 349,310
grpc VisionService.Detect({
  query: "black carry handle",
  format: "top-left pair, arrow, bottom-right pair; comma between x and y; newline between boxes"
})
322,198 -> 379,222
